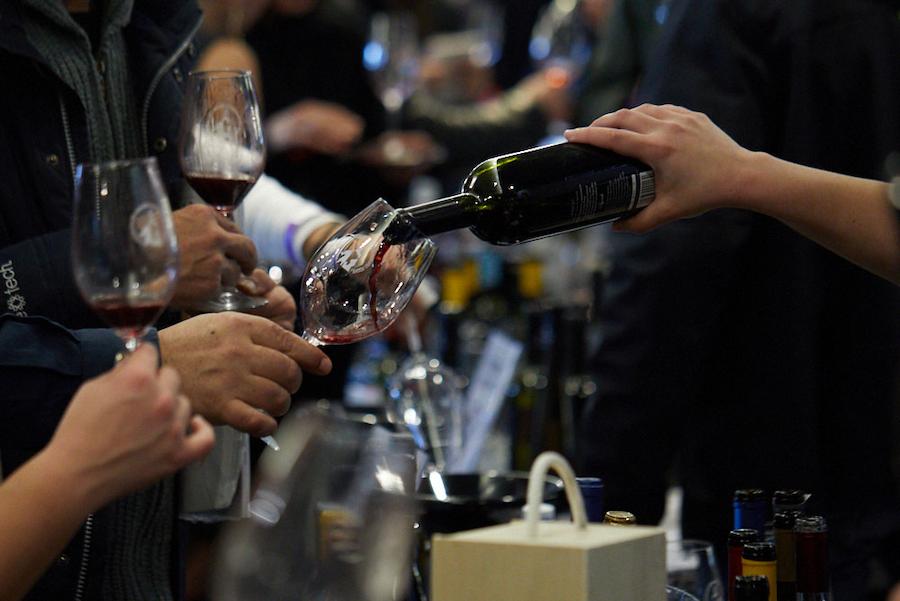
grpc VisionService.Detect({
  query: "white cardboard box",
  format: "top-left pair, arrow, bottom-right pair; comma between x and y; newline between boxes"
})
431,519 -> 666,601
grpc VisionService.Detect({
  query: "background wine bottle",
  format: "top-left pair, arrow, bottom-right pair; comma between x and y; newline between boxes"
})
385,142 -> 655,245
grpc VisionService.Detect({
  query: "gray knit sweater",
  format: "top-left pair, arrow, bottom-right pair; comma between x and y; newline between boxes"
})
20,1 -> 174,599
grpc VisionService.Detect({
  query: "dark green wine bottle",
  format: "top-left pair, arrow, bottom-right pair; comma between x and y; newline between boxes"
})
385,142 -> 654,245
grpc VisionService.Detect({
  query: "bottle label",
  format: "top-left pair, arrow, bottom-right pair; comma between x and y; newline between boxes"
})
636,171 -> 655,208
569,170 -> 655,224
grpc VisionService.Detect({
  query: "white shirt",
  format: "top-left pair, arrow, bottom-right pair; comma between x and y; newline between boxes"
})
234,173 -> 343,267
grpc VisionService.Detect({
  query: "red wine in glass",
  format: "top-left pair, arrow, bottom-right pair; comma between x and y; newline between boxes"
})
179,69 -> 267,313
185,172 -> 257,218
72,157 -> 179,354
90,294 -> 167,344
367,240 -> 392,327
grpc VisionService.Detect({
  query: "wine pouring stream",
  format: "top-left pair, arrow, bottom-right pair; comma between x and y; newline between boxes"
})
298,198 -> 436,348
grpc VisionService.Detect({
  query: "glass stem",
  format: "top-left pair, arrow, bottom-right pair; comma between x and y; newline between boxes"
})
124,335 -> 140,354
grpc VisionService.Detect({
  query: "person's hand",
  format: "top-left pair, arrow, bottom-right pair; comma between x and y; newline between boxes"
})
43,345 -> 215,508
239,267 -> 298,331
171,204 -> 258,308
564,104 -> 754,232
517,69 -> 573,123
887,583 -> 900,601
158,313 -> 332,436
265,99 -> 364,156
302,221 -> 344,261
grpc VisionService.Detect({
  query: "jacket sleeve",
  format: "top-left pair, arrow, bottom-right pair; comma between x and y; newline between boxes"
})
578,0 -> 772,518
0,229 -> 105,330
0,315 -> 123,455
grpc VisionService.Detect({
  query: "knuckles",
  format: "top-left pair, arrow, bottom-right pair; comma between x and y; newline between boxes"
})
120,368 -> 156,396
269,388 -> 292,416
153,392 -> 178,421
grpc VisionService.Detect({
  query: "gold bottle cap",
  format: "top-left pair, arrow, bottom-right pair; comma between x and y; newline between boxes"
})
603,511 -> 636,525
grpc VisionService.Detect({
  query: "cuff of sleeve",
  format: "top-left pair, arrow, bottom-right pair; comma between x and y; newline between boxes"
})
287,213 -> 344,268
73,328 -> 125,378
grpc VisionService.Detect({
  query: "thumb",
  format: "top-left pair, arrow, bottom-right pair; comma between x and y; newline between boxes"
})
176,416 -> 216,466
612,211 -> 655,234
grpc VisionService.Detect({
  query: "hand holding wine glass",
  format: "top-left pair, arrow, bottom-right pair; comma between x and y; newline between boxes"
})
169,203 -> 258,309
180,69 -> 267,313
72,157 -> 179,352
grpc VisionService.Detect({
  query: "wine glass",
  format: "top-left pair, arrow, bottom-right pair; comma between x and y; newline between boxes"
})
179,69 -> 267,312
72,157 -> 179,352
213,406 -> 418,601
530,0 -> 593,89
365,11 -> 420,129
667,540 -> 726,601
300,198 -> 436,347
386,315 -> 465,472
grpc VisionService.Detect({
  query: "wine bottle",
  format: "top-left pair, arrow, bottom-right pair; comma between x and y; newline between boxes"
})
384,142 -> 654,245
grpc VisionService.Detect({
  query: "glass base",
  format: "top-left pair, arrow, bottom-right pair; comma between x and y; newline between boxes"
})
192,289 -> 269,313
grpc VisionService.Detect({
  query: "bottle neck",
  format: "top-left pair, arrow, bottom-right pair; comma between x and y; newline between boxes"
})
392,193 -> 479,240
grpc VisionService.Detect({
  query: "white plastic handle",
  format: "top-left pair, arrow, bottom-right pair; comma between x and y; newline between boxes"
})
525,451 -> 588,538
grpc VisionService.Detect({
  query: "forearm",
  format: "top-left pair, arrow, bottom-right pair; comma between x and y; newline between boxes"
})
0,451 -> 94,601
738,152 -> 900,284
234,174 -> 343,266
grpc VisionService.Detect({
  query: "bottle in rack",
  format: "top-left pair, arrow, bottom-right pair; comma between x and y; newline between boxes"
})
734,575 -> 770,601
557,305 -> 596,459
733,489 -> 768,538
741,542 -> 777,601
511,309 -> 552,470
773,511 -> 800,601
728,529 -> 760,601
795,516 -> 830,601
383,142 -> 655,245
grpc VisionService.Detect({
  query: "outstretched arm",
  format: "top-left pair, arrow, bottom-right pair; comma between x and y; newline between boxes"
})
565,104 -> 900,284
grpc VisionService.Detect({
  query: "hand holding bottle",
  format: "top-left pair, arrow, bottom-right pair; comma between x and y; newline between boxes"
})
565,104 -> 900,285
564,104 -> 754,233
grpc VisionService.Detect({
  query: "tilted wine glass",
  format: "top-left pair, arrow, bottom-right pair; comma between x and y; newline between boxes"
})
180,69 -> 267,312
300,198 -> 436,347
72,157 -> 179,353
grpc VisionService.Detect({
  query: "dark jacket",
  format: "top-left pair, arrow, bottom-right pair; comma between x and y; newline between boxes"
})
579,0 -> 900,596
0,0 -> 200,328
0,2 -> 201,599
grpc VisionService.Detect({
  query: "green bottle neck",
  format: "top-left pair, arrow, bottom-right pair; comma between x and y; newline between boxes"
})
388,192 -> 480,241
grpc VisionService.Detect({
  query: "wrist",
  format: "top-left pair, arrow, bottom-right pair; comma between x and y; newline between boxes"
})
28,446 -> 105,514
730,150 -> 774,211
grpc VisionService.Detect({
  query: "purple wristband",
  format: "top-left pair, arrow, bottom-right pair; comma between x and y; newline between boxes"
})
284,223 -> 302,265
